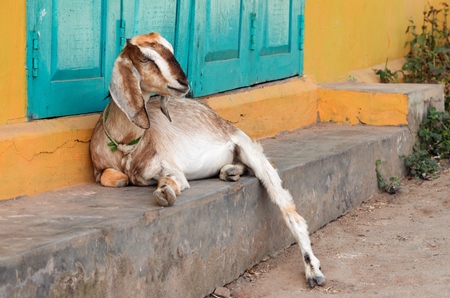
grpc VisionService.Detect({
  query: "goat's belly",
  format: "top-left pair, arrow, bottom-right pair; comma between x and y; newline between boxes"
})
182,142 -> 235,180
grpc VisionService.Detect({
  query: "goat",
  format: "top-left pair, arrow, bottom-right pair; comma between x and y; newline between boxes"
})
89,32 -> 325,288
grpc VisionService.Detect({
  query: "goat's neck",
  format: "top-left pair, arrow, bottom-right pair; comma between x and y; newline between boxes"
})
104,101 -> 146,145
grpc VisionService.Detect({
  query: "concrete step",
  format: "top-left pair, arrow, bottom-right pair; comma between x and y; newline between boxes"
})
0,123 -> 413,298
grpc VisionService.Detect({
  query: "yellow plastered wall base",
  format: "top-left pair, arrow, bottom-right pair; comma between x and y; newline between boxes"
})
0,77 -> 318,201
318,88 -> 409,126
0,115 -> 98,201
205,77 -> 318,139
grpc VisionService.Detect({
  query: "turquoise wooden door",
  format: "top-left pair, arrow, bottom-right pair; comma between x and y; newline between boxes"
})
188,0 -> 304,97
27,0 -> 189,119
27,0 -> 120,119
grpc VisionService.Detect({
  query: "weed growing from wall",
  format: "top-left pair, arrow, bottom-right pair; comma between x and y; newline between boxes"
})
402,107 -> 450,179
403,3 -> 450,111
375,159 -> 401,194
374,3 -> 450,180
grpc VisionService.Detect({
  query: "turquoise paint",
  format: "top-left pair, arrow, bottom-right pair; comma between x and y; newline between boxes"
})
27,0 -> 190,119
188,0 -> 248,97
26,0 -> 304,119
27,0 -> 118,119
188,0 -> 305,97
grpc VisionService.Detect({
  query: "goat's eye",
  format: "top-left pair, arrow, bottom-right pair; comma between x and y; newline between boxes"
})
140,57 -> 151,64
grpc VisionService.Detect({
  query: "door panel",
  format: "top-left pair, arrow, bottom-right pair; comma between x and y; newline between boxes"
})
54,0 -> 102,76
27,0 -> 118,119
189,0 -> 250,97
252,0 -> 301,84
205,0 -> 242,62
260,0 -> 291,56
131,0 -> 178,39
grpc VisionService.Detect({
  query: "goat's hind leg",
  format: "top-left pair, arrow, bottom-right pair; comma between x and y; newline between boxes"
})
219,163 -> 246,182
283,204 -> 325,287
233,133 -> 325,287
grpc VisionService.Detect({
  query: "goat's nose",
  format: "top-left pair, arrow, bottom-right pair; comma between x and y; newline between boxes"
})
177,78 -> 189,92
177,78 -> 188,88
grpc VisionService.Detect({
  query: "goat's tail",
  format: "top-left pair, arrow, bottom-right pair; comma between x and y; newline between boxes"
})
233,131 -> 325,287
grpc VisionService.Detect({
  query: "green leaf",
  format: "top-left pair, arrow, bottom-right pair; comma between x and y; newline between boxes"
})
128,136 -> 142,145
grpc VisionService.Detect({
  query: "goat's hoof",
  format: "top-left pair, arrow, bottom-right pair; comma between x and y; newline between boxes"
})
153,185 -> 177,206
307,275 -> 325,288
219,165 -> 243,182
306,271 -> 325,288
303,252 -> 325,288
226,174 -> 240,181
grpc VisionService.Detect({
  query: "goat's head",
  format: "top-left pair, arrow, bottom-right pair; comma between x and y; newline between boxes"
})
109,32 -> 189,129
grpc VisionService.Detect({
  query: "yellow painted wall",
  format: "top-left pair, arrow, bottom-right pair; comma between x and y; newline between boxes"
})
0,115 -> 98,199
2,0 -> 448,125
304,0 -> 449,83
0,0 -> 450,125
1,0 -> 449,200
205,77 -> 318,139
0,0 -> 27,125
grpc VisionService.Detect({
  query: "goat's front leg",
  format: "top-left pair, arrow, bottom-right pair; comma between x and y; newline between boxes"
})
219,163 -> 246,181
100,168 -> 129,187
153,175 -> 182,206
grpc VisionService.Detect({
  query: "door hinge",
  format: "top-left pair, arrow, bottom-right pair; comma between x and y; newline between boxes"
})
298,14 -> 305,50
118,19 -> 126,54
250,13 -> 257,51
32,32 -> 39,78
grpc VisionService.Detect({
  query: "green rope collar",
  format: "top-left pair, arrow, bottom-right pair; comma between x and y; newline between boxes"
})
103,103 -> 143,153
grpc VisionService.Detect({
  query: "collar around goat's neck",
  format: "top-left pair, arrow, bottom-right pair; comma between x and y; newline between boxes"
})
102,102 -> 144,155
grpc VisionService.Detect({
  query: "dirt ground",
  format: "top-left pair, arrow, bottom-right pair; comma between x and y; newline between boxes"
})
209,170 -> 450,298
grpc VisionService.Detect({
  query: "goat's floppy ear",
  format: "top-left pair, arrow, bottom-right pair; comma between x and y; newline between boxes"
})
109,55 -> 150,129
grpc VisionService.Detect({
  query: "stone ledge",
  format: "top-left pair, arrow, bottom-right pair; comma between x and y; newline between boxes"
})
318,82 -> 444,134
0,123 -> 414,297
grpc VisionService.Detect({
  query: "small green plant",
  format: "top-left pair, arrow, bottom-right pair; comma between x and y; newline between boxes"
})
402,145 -> 440,179
375,160 -> 401,194
418,107 -> 450,158
401,107 -> 450,179
374,58 -> 404,83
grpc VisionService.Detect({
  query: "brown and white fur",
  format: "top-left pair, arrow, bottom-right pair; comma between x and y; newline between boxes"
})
90,32 -> 325,287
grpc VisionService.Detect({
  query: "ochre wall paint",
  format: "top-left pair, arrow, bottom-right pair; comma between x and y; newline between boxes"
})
1,0 -> 449,200
205,77 -> 318,140
2,0 -> 448,124
0,115 -> 98,200
0,0 -> 27,125
318,89 -> 409,126
304,0 -> 449,83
